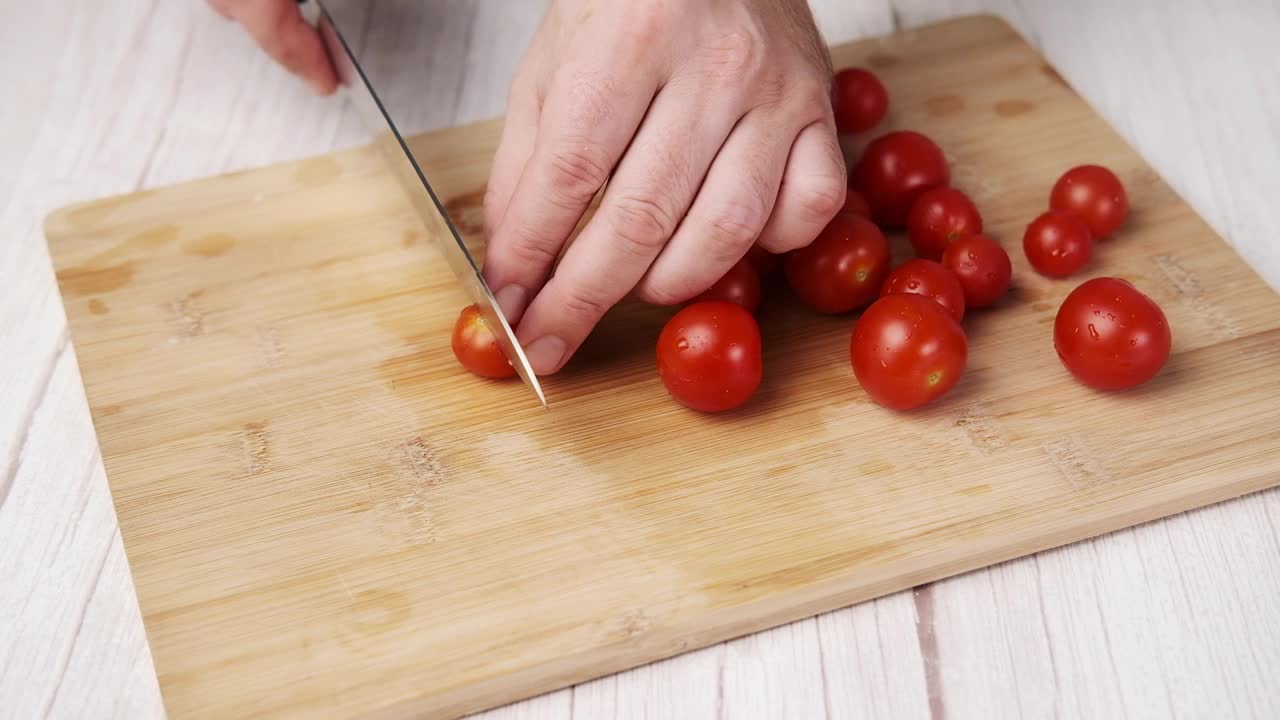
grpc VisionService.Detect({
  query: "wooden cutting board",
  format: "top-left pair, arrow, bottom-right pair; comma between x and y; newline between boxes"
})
45,14 -> 1280,720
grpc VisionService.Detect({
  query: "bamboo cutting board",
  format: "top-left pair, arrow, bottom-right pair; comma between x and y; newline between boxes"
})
45,14 -> 1280,720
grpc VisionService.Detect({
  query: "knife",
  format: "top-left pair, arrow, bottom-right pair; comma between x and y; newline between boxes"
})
302,0 -> 548,408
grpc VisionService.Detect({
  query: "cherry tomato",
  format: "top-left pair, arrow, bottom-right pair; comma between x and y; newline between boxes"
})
851,294 -> 968,411
692,258 -> 761,313
451,304 -> 516,379
832,68 -> 889,134
1054,277 -> 1171,391
784,213 -> 891,314
879,258 -> 966,322
1023,210 -> 1094,278
745,245 -> 780,277
656,301 -> 763,412
906,186 -> 983,260
1050,164 -> 1129,240
941,234 -> 1012,309
851,130 -> 950,227
842,187 -> 872,218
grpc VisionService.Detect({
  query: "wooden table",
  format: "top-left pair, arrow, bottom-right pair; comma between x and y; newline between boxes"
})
4,1 -> 1278,717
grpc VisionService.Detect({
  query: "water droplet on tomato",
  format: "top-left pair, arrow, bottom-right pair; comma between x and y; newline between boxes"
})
676,339 -> 689,351
1088,323 -> 1100,339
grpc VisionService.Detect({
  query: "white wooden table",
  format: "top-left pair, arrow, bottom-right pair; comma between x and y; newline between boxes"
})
4,1 -> 1279,717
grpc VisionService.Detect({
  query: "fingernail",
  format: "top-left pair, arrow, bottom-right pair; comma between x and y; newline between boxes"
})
494,285 -> 531,322
524,336 -> 567,375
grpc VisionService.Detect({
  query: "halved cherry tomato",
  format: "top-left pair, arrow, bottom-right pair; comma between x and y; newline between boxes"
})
941,234 -> 1012,308
745,245 -> 780,277
851,294 -> 968,410
657,301 -> 762,412
1054,277 -> 1171,390
692,258 -> 761,313
784,213 -> 891,313
832,68 -> 889,134
1023,210 -> 1093,278
1050,165 -> 1129,240
906,187 -> 983,260
451,304 -> 516,379
851,130 -> 950,227
879,258 -> 966,322
841,187 -> 872,218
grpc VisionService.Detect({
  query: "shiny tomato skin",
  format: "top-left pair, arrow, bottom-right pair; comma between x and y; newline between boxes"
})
784,213 -> 891,314
451,304 -> 516,379
851,130 -> 950,227
879,258 -> 966,322
656,301 -> 763,412
692,258 -> 762,313
1054,278 -> 1171,391
1023,210 -> 1094,278
832,68 -> 889,134
1050,165 -> 1129,240
851,294 -> 968,411
841,187 -> 872,218
745,245 -> 780,277
906,186 -> 983,259
941,234 -> 1012,308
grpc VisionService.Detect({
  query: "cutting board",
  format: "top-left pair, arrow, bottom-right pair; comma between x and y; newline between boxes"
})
45,14 -> 1280,720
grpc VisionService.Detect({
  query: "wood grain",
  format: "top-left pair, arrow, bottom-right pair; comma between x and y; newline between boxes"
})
42,15 -> 1280,719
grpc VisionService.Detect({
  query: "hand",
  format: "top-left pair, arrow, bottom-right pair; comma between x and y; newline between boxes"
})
208,0 -> 339,95
482,0 -> 846,375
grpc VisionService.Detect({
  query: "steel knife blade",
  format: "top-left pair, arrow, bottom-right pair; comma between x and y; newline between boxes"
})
304,0 -> 547,408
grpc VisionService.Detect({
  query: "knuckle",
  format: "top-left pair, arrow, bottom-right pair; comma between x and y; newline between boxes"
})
635,279 -> 692,307
545,143 -> 611,206
699,29 -> 764,82
621,1 -> 674,45
609,194 -> 678,258
559,283 -> 612,321
795,173 -> 846,225
701,192 -> 770,263
505,225 -> 562,268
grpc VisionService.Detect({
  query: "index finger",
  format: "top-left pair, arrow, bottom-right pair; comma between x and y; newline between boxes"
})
216,0 -> 338,95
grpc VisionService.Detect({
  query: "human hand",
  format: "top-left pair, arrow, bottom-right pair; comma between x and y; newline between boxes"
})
208,0 -> 339,95
482,0 -> 846,375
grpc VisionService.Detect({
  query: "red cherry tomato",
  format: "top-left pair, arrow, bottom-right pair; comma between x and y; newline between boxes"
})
941,234 -> 1012,309
906,187 -> 983,260
841,187 -> 872,218
692,258 -> 761,313
851,294 -> 968,410
1023,210 -> 1094,278
1054,277 -> 1171,391
451,304 -> 516,379
656,301 -> 763,412
1050,165 -> 1129,240
784,213 -> 891,313
832,68 -> 889,134
851,130 -> 950,227
879,258 -> 966,322
744,245 -> 780,277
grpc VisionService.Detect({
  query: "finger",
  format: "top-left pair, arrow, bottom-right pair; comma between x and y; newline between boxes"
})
634,111 -> 795,305
512,78 -> 744,374
220,0 -> 338,95
481,60 -> 662,322
755,121 -> 846,253
482,61 -> 542,260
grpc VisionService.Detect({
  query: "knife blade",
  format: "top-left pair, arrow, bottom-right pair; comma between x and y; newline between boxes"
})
304,0 -> 547,408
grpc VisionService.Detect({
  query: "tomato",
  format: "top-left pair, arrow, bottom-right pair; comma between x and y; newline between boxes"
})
832,68 -> 889,134
656,301 -> 763,412
941,234 -> 1012,308
841,187 -> 872,218
879,258 -> 966,322
851,294 -> 968,410
851,130 -> 950,227
745,245 -> 780,277
1023,210 -> 1094,278
784,213 -> 891,313
1054,277 -> 1171,391
1049,164 -> 1129,240
906,186 -> 983,260
451,304 -> 516,379
692,258 -> 761,313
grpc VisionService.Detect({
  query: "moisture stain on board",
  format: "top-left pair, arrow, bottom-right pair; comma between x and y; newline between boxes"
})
994,99 -> 1034,117
88,298 -> 110,315
183,233 -> 235,257
56,263 -> 135,296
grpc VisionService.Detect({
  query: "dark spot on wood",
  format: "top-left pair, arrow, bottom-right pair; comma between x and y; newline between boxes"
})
867,52 -> 900,68
926,95 -> 965,116
88,298 -> 110,315
994,99 -> 1034,117
131,224 -> 178,250
442,188 -> 486,238
401,229 -> 424,247
182,233 -> 235,257
241,421 -> 270,474
56,263 -> 135,296
97,404 -> 124,417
